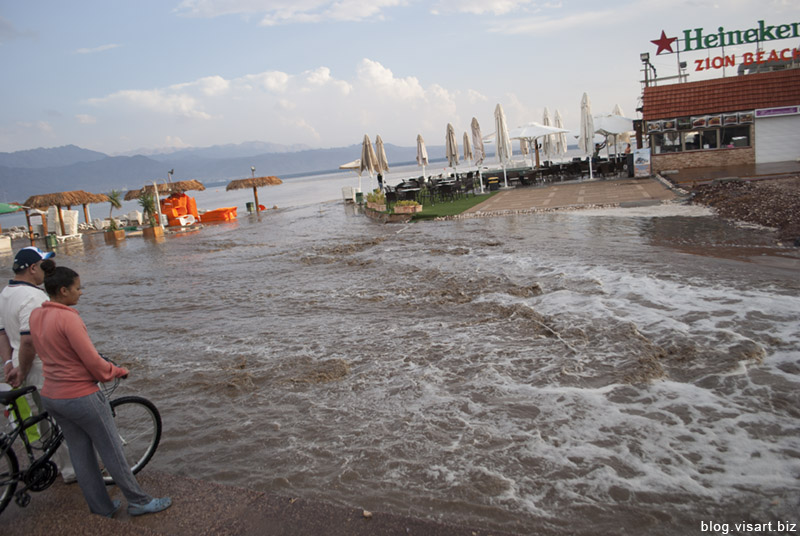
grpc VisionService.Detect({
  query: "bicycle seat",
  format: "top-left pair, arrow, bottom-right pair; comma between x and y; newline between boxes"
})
0,384 -> 37,405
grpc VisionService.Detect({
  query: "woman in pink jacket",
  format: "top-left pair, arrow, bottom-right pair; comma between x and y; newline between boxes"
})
29,264 -> 171,518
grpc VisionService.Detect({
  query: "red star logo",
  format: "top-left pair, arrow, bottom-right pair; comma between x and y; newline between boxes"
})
651,30 -> 678,55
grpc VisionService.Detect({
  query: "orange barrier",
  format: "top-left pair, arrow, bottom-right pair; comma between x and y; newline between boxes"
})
199,207 -> 238,223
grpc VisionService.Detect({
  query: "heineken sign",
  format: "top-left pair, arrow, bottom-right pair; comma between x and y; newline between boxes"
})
651,20 -> 800,71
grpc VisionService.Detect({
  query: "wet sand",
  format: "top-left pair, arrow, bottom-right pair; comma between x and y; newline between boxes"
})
3,471 -> 521,536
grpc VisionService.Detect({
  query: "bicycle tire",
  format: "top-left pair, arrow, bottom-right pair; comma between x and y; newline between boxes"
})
104,396 -> 161,485
0,441 -> 19,515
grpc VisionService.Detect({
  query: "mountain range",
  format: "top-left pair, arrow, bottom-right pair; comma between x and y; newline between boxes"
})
0,142 -> 451,202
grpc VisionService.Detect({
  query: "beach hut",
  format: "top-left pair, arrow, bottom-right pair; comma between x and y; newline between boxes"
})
225,176 -> 283,215
23,190 -> 111,237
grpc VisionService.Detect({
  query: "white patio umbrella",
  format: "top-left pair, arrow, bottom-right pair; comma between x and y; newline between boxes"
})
541,108 -> 554,162
612,104 -> 632,144
471,117 -> 486,192
494,103 -> 513,188
375,135 -> 390,189
554,109 -> 568,157
339,159 -> 360,170
594,114 -> 634,161
416,134 -> 429,180
578,93 -> 595,180
463,131 -> 473,164
360,134 -> 378,191
445,123 -> 459,176
507,122 -> 570,169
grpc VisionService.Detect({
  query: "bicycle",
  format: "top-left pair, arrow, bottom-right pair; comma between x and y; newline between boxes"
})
0,372 -> 162,515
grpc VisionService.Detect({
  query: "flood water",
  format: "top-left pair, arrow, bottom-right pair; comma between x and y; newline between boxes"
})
4,171 -> 799,535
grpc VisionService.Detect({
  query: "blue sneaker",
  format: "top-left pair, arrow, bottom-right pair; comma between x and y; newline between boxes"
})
127,496 -> 172,517
104,500 -> 122,518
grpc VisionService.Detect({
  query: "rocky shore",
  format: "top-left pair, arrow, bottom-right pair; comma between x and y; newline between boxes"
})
689,175 -> 800,245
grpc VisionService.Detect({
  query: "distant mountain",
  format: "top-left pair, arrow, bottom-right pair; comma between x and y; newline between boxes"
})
0,144 -> 107,169
0,141 -> 452,202
122,141 -> 312,161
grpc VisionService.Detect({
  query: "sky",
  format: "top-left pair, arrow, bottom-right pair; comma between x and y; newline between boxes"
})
0,0 -> 795,156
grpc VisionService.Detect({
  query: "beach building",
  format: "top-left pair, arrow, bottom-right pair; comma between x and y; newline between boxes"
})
641,67 -> 800,173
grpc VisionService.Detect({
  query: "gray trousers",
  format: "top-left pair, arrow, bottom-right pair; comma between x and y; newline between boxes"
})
42,390 -> 151,515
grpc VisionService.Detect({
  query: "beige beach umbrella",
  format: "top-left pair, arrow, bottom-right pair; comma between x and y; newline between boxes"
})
375,135 -> 390,188
578,92 -> 595,179
226,175 -> 283,214
507,122 -> 569,169
494,103 -> 513,188
463,132 -> 473,164
445,123 -> 459,176
612,104 -> 631,144
416,134 -> 429,180
541,107 -> 554,162
554,109 -> 568,156
359,134 -> 378,192
470,117 -> 486,192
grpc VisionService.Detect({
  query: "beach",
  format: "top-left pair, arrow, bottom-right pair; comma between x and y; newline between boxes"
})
2,171 -> 799,535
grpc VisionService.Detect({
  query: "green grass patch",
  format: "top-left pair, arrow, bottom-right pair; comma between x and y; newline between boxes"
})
412,192 -> 498,220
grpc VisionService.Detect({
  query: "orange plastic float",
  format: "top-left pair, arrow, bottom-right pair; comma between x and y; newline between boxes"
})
198,207 -> 238,223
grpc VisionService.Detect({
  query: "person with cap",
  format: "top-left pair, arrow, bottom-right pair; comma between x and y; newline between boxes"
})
1,246 -> 75,483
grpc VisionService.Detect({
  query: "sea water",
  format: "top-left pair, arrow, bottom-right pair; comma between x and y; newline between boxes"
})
1,167 -> 798,535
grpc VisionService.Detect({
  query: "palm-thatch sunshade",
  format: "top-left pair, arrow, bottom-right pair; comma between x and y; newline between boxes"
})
124,179 -> 206,201
23,190 -> 111,236
225,176 -> 283,214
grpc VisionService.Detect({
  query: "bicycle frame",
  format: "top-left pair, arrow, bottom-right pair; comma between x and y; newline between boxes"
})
1,386 -> 64,506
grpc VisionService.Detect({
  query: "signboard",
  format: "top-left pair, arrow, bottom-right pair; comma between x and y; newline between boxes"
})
633,149 -> 651,178
755,106 -> 800,118
650,20 -> 800,72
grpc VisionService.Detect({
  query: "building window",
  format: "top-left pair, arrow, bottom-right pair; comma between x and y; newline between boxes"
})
721,126 -> 751,148
651,131 -> 681,153
683,130 -> 719,151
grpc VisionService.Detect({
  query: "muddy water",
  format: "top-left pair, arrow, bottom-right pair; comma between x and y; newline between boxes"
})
19,191 -> 800,535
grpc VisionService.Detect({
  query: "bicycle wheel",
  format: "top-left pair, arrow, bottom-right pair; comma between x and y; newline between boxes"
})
105,396 -> 162,484
0,441 -> 19,515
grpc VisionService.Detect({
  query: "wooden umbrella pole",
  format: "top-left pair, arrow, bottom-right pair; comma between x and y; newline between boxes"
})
24,210 -> 34,246
253,186 -> 260,213
58,206 -> 66,236
82,203 -> 90,224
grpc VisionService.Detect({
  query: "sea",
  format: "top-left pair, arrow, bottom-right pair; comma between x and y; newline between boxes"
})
2,162 -> 799,535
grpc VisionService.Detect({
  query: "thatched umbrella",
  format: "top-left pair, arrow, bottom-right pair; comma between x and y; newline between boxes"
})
23,190 -> 111,236
124,179 -> 206,201
225,176 -> 282,214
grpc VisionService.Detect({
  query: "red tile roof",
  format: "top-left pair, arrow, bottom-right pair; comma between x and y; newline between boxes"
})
642,68 -> 800,120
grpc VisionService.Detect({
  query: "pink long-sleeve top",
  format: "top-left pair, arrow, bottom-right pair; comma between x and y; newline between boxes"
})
29,301 -> 127,399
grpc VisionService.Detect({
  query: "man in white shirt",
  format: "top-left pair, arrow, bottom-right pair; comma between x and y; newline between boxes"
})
1,246 -> 75,483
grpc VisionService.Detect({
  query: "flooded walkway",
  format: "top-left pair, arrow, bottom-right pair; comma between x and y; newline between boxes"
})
464,177 -> 680,215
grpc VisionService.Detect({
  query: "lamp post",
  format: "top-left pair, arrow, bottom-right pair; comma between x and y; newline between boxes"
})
167,169 -> 174,183
251,166 -> 255,178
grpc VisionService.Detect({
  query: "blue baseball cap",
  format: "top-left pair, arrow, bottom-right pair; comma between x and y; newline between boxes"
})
13,247 -> 54,272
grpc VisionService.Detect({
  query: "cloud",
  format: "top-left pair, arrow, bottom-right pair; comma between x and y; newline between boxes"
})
356,59 -> 424,100
174,0 -> 406,25
75,43 -> 121,54
431,0 -> 535,15
75,114 -> 97,124
0,16 -> 34,44
88,89 -> 212,120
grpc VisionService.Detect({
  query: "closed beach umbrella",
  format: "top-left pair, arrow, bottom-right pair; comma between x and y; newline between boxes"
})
541,108 -> 554,162
445,123 -> 459,175
554,109 -> 568,157
375,135 -> 390,175
470,117 -> 486,192
494,103 -> 512,188
463,132 -> 472,164
226,175 -> 283,214
470,118 -> 485,166
359,134 -> 378,192
578,92 -> 595,179
416,134 -> 429,180
612,104 -> 631,144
